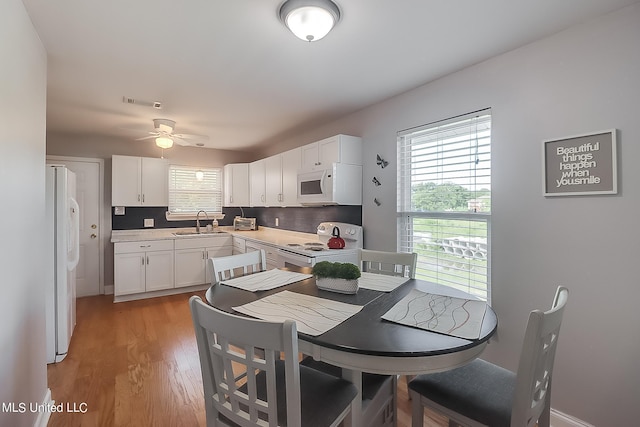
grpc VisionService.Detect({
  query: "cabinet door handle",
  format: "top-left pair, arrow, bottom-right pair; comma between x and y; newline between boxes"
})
142,194 -> 145,203
138,194 -> 141,202
146,256 -> 149,264
142,257 -> 145,265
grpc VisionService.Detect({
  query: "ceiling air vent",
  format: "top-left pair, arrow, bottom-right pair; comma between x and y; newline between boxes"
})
122,96 -> 162,109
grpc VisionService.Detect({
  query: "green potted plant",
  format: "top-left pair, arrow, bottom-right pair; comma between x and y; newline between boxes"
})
312,261 -> 361,294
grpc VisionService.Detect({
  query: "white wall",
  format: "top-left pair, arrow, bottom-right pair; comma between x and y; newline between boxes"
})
264,4 -> 640,425
0,1 -> 49,426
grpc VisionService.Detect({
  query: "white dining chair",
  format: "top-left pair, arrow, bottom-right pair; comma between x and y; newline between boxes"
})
359,248 -> 418,397
208,249 -> 267,286
301,249 -> 418,425
408,286 -> 569,427
189,296 -> 358,427
358,249 -> 418,278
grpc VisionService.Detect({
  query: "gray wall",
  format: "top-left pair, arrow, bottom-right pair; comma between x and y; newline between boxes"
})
262,4 -> 640,426
1,1 -> 49,426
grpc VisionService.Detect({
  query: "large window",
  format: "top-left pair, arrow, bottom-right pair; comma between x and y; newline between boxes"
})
167,165 -> 223,216
397,109 -> 491,300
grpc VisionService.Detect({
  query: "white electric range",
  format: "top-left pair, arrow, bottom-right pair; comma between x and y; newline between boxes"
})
277,222 -> 363,268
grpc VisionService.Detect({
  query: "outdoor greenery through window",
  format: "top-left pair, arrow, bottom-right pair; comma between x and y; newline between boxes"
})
397,109 -> 491,300
168,165 -> 222,216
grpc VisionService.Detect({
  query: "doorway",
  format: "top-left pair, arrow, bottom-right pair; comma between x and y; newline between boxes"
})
47,156 -> 104,296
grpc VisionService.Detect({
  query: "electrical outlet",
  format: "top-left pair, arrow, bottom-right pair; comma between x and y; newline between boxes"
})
144,218 -> 154,228
275,218 -> 279,227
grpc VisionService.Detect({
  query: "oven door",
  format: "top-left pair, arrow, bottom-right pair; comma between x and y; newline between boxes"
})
278,248 -> 315,268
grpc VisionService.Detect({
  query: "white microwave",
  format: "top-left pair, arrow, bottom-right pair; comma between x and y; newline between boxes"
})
297,163 -> 362,206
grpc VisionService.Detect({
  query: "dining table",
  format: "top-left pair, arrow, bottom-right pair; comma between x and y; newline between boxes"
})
205,268 -> 497,427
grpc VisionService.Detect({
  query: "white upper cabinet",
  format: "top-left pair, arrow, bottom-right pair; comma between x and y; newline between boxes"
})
249,159 -> 266,207
223,163 -> 250,207
112,155 -> 168,206
280,147 -> 302,206
141,157 -> 168,205
264,147 -> 302,207
264,154 -> 282,206
300,134 -> 362,170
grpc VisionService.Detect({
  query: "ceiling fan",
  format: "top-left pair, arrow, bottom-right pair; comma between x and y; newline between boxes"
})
134,119 -> 209,148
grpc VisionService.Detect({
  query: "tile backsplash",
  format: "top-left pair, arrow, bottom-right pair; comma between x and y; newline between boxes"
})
112,205 -> 362,234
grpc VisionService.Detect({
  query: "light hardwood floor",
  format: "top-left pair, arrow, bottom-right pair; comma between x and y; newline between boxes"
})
47,292 -> 448,427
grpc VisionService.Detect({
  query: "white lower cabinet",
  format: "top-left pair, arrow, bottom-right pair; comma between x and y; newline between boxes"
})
145,251 -> 176,291
174,248 -> 207,288
174,236 -> 232,288
232,236 -> 247,254
114,240 -> 175,296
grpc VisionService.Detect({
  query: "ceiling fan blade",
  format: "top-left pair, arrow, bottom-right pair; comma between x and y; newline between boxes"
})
172,133 -> 209,140
173,136 -> 207,147
135,135 -> 157,141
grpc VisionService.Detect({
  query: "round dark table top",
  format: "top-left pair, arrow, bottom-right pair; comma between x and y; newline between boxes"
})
206,271 -> 497,359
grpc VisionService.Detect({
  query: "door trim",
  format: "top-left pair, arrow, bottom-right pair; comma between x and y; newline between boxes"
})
47,155 -> 105,295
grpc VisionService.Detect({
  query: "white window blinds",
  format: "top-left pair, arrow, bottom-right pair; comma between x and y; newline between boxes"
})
397,110 -> 491,300
168,165 -> 222,215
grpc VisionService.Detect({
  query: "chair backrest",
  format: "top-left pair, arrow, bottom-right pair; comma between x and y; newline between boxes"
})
512,286 -> 569,426
358,249 -> 418,279
189,295 -> 301,427
208,249 -> 267,286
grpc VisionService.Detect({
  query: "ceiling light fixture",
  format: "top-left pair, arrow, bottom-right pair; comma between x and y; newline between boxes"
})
155,136 -> 174,149
279,0 -> 341,42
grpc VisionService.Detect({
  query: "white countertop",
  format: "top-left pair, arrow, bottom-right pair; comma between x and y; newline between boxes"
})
111,226 -> 320,246
227,227 -> 321,246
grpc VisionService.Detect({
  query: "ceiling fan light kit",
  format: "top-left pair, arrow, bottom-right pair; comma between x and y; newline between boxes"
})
279,0 -> 340,42
155,136 -> 174,149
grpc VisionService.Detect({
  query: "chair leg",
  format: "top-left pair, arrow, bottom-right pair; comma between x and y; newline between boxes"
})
405,374 -> 415,399
538,398 -> 551,427
410,390 -> 424,427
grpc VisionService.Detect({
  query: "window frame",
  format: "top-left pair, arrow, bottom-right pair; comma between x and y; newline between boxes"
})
397,109 -> 492,301
166,165 -> 223,221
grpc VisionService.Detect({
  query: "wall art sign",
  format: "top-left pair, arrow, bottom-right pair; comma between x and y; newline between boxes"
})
542,129 -> 617,196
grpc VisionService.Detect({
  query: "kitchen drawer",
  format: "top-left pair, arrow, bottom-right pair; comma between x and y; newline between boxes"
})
232,236 -> 246,253
115,239 -> 174,254
174,235 -> 232,250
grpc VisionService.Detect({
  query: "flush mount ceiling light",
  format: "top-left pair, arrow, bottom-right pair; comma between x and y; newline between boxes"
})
279,0 -> 341,42
155,136 -> 174,149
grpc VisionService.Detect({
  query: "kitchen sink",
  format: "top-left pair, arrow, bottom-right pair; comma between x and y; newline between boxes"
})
173,231 -> 224,236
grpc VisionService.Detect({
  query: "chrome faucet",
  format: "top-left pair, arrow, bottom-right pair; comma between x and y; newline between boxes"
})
196,210 -> 209,233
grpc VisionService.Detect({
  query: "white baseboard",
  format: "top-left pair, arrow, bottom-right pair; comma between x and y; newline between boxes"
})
551,408 -> 594,427
104,284 -> 114,295
33,388 -> 53,427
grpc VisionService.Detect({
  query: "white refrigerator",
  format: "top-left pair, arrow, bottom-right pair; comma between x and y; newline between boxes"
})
45,165 -> 80,363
